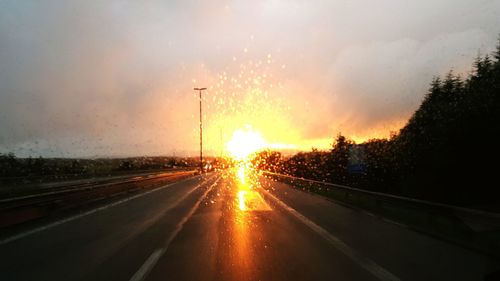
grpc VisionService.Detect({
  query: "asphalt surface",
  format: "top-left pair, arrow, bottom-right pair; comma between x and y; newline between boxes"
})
0,168 -> 498,281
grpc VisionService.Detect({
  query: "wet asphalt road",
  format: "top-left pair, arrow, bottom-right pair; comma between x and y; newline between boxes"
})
0,169 -> 498,281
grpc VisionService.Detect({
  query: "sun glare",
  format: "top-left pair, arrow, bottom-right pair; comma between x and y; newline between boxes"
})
237,165 -> 246,183
226,126 -> 267,160
238,190 -> 247,211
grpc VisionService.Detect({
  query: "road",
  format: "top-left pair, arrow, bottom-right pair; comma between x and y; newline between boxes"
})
0,168 -> 498,281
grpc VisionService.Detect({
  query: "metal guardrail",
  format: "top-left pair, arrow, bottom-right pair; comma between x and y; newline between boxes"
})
0,170 -> 196,204
0,170 -> 197,228
263,171 -> 500,220
263,171 -> 500,257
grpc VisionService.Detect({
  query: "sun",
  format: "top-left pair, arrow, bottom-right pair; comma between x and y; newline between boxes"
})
226,126 -> 267,161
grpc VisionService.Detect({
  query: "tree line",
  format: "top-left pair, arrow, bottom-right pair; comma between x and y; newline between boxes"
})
255,38 -> 500,209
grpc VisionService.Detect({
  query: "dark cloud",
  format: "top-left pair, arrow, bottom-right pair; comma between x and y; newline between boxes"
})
0,0 -> 499,156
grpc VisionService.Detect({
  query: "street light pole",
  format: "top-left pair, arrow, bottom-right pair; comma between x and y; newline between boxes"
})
194,87 -> 207,173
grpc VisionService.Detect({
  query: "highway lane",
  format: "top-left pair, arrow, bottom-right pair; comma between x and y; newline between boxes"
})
0,168 -> 498,281
0,173 -> 219,280
143,170 -> 380,281
258,177 -> 500,281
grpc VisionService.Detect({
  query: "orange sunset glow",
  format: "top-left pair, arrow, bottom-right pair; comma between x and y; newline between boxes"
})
194,49 -> 410,158
1,1 -> 495,159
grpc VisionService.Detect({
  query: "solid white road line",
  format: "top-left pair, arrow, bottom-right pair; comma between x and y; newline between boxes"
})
0,174 -> 213,246
129,177 -> 220,281
261,188 -> 402,281
129,249 -> 164,281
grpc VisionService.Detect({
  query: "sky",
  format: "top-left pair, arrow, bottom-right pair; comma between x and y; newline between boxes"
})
0,0 -> 499,157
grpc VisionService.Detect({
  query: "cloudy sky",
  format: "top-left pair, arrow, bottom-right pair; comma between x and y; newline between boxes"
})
1,0 -> 499,157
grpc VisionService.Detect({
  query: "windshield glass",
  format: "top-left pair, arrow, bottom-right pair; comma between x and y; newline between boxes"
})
1,1 -> 500,281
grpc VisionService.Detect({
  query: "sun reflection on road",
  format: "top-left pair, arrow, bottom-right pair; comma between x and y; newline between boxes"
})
227,160 -> 272,279
238,190 -> 248,211
237,165 -> 246,184
233,163 -> 271,212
